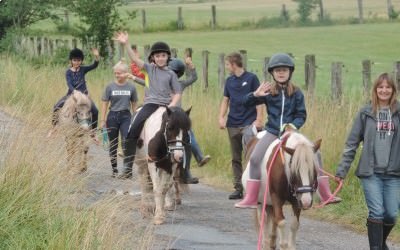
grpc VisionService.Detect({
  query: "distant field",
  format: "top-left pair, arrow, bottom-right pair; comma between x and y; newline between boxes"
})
30,0 -> 400,32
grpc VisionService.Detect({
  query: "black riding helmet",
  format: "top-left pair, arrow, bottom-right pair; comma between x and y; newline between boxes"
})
168,58 -> 185,78
267,53 -> 295,82
148,41 -> 171,62
69,48 -> 84,61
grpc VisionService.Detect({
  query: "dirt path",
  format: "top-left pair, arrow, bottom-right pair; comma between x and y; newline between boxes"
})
1,110 -> 399,250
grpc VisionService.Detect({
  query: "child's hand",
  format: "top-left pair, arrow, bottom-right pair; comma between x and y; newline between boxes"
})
92,48 -> 99,56
254,82 -> 271,97
184,57 -> 194,69
113,31 -> 129,45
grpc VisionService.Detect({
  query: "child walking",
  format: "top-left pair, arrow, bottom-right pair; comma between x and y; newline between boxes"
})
100,60 -> 138,177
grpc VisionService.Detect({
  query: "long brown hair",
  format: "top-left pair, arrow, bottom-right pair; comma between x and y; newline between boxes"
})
371,73 -> 398,114
270,81 -> 298,96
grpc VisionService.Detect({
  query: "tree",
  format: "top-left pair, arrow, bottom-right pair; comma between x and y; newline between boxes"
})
0,0 -> 60,39
292,0 -> 318,23
68,0 -> 126,60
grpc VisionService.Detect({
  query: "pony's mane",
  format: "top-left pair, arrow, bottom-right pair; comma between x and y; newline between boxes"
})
61,92 -> 91,119
286,132 -> 316,180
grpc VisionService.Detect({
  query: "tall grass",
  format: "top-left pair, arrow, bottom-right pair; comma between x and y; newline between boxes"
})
0,57 -> 153,249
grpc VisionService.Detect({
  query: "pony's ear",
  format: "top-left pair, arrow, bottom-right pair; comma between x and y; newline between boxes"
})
313,139 -> 322,152
185,106 -> 192,116
282,145 -> 295,155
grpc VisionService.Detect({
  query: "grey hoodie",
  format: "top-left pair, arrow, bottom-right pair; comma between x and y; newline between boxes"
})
336,102 -> 400,179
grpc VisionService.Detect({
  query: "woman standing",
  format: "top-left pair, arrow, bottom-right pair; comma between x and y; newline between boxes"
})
336,73 -> 400,250
101,61 -> 138,177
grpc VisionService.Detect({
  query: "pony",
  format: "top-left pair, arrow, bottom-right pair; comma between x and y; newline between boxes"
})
58,90 -> 92,174
242,131 -> 321,250
134,106 -> 191,225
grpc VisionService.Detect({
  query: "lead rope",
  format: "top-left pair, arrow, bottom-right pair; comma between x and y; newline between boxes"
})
257,134 -> 288,250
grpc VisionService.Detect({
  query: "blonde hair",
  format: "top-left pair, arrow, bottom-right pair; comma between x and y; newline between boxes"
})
113,59 -> 129,73
371,72 -> 398,114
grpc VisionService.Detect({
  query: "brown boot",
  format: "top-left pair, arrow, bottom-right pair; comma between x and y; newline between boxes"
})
317,176 -> 342,205
235,179 -> 260,209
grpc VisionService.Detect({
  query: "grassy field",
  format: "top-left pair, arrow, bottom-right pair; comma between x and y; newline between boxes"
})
30,0 -> 400,32
4,1 -> 400,245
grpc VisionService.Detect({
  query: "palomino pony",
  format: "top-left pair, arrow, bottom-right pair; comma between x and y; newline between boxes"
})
58,90 -> 92,174
242,131 -> 321,250
134,106 -> 191,225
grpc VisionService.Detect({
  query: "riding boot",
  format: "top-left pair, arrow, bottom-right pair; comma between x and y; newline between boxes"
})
367,218 -> 383,250
317,176 -> 342,205
119,138 -> 136,179
234,179 -> 260,208
382,223 -> 394,250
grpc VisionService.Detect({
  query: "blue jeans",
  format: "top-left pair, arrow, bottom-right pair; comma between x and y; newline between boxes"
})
189,129 -> 204,163
361,173 -> 400,224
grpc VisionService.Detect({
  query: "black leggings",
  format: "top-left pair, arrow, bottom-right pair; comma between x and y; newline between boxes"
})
123,103 -> 161,172
106,110 -> 131,171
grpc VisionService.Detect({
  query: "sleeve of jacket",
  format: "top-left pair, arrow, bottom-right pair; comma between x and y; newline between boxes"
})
82,60 -> 99,74
242,92 -> 264,107
291,90 -> 307,129
336,111 -> 364,179
180,68 -> 198,90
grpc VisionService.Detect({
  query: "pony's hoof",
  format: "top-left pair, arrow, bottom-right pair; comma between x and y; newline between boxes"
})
153,216 -> 165,225
175,198 -> 182,205
164,204 -> 175,211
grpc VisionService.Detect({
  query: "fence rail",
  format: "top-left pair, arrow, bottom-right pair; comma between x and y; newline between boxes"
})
14,36 -> 400,100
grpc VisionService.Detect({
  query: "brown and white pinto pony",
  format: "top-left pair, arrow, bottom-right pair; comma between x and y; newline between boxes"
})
242,131 -> 321,250
58,90 -> 92,174
135,106 -> 191,225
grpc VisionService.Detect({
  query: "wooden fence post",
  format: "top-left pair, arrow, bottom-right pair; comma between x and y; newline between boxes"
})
211,5 -> 217,29
305,54 -> 316,95
177,7 -> 184,30
118,43 -> 124,60
184,47 -> 192,58
263,57 -> 271,82
141,9 -> 147,30
202,50 -> 210,89
43,37 -> 49,55
218,53 -> 226,89
331,62 -> 343,100
171,48 -> 177,58
239,50 -> 247,70
144,44 -> 150,63
29,37 -> 35,56
394,61 -> 400,91
362,59 -> 371,96
36,37 -> 42,56
72,38 -> 77,48
357,0 -> 364,24
49,39 -> 54,56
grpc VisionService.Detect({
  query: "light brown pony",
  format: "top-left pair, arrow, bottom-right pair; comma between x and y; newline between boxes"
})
242,131 -> 321,250
58,91 -> 92,174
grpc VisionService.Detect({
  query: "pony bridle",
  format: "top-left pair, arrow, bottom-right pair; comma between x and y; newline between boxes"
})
162,120 -> 187,164
288,157 -> 318,197
74,108 -> 92,127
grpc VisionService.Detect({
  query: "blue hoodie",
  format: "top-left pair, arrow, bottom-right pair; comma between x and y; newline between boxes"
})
243,85 -> 306,136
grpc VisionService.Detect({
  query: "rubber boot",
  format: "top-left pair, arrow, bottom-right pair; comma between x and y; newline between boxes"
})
367,219 -> 383,250
235,179 -> 260,208
317,176 -> 342,205
119,138 -> 135,179
382,224 -> 394,250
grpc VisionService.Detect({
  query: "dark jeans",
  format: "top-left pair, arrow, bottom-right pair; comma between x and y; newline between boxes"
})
106,110 -> 131,170
52,94 -> 99,130
123,103 -> 161,172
